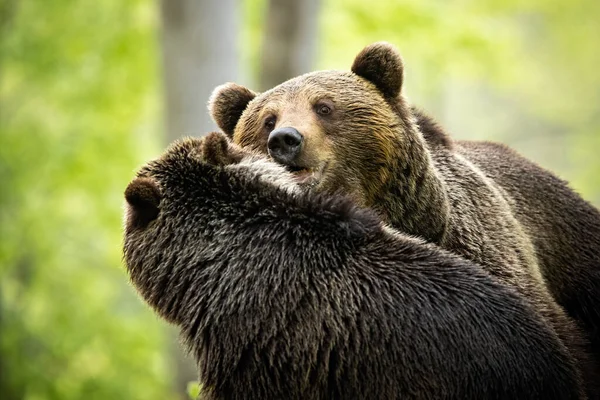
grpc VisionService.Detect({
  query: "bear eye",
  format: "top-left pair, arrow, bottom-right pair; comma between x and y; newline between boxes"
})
264,116 -> 276,131
315,103 -> 332,116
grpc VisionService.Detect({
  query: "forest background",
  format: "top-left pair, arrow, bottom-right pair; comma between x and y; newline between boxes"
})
2,0 -> 599,398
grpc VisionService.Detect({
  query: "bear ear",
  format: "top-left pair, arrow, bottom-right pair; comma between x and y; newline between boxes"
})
208,83 -> 257,137
351,42 -> 404,99
125,177 -> 161,231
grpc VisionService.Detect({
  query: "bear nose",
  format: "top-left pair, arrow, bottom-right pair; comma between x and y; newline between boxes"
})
267,127 -> 303,165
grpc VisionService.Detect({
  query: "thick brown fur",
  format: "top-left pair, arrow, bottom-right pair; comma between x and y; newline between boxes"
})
123,133 -> 584,399
209,42 -> 600,397
455,139 -> 600,360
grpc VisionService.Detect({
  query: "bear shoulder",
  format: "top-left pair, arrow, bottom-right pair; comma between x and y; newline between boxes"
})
412,107 -> 454,150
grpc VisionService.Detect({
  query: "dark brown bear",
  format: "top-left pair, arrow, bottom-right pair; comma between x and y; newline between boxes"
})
123,132 -> 583,399
209,42 -> 600,397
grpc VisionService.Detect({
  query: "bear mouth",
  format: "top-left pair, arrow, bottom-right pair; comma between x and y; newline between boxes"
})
287,165 -> 307,173
286,162 -> 328,188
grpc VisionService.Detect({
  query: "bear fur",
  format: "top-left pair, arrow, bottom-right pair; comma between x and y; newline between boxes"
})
209,42 -> 600,395
123,132 -> 584,399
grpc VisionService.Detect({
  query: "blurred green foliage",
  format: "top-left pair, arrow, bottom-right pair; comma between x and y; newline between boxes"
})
1,0 -> 598,399
0,0 -> 172,399
186,382 -> 201,400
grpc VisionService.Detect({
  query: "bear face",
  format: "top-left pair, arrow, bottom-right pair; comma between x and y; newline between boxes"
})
210,42 -> 419,209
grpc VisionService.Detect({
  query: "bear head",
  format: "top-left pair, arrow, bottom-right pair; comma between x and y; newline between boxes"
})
209,42 -> 420,208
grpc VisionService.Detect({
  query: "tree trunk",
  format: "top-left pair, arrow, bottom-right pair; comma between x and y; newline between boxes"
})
159,0 -> 240,397
259,0 -> 321,91
160,0 -> 239,143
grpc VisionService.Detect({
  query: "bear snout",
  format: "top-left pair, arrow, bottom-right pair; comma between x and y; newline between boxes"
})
267,127 -> 304,166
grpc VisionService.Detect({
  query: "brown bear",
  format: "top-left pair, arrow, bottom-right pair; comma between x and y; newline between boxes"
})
209,42 -> 600,396
123,132 -> 584,399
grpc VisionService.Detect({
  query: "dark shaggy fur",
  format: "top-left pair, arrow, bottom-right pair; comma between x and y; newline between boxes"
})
209,43 -> 600,397
414,96 -> 600,372
124,133 -> 584,399
456,139 -> 600,361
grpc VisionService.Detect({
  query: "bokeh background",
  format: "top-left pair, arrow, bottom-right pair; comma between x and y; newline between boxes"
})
1,0 -> 599,398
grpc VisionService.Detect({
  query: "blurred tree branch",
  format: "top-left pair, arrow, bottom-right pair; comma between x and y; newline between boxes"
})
160,0 -> 239,142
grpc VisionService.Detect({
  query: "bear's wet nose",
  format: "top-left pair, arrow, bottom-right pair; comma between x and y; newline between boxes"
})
267,127 -> 303,165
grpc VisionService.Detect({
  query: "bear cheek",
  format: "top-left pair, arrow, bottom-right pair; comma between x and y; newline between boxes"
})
233,123 -> 269,154
324,143 -> 372,203
298,125 -> 333,166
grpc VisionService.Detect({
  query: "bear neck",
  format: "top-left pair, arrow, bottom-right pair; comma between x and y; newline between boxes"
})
370,103 -> 450,244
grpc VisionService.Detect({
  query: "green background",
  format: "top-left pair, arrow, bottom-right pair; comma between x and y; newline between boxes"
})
1,0 -> 599,398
